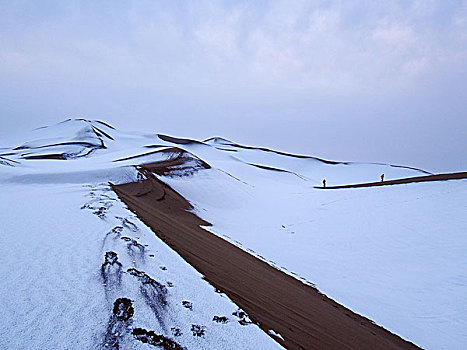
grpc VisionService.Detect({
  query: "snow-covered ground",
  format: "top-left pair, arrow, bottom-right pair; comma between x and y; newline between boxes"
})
0,182 -> 283,350
1,119 -> 466,349
0,121 -> 283,349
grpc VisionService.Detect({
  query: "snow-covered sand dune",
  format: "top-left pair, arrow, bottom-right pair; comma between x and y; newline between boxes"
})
0,119 -> 465,349
113,170 -> 420,350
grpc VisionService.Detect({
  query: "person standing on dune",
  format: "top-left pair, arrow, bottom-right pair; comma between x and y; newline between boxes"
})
322,179 -> 326,187
381,174 -> 384,182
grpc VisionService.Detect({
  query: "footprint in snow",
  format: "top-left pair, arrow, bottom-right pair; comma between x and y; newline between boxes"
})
190,325 -> 206,338
232,309 -> 253,326
101,226 -> 124,250
101,251 -> 123,292
100,298 -> 134,350
181,301 -> 192,310
94,206 -> 108,219
127,268 -> 168,330
120,236 -> 145,264
132,328 -> 185,349
115,216 -> 139,232
212,316 -> 229,324
171,327 -> 182,337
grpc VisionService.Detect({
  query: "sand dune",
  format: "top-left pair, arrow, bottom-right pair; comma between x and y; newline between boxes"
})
113,174 -> 420,350
2,119 -> 464,348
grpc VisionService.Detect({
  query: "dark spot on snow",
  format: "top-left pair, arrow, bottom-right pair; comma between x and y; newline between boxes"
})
190,325 -> 206,337
132,328 -> 185,349
160,266 -> 167,271
104,251 -> 118,265
238,319 -> 253,326
166,282 -> 174,288
212,316 -> 229,324
232,309 -> 253,326
171,327 -> 183,337
113,298 -> 134,321
181,301 -> 192,310
94,206 -> 108,219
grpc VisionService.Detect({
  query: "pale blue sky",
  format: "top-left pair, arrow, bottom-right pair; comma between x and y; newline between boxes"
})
1,1 -> 466,172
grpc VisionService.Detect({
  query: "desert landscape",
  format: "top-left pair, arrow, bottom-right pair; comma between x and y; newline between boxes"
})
0,119 -> 465,349
2,1 -> 466,348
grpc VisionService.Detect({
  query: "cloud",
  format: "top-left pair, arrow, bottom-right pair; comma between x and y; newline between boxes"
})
0,1 -> 465,171
1,1 -> 465,94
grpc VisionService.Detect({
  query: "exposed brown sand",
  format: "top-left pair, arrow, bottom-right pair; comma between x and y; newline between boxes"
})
157,134 -> 204,145
315,172 -> 467,189
112,169 -> 420,350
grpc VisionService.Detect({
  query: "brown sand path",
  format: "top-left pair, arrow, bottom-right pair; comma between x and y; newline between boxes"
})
315,171 -> 467,190
112,175 -> 420,350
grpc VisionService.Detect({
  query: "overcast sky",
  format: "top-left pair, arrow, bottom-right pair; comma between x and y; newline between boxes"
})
1,0 -> 466,172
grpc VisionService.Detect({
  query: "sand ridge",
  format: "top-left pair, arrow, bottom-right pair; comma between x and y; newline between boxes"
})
315,172 -> 467,189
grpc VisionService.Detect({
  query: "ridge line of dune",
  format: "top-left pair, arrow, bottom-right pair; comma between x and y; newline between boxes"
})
315,172 -> 467,189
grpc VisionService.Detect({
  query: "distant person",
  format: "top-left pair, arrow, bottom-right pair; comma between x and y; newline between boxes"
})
381,174 -> 384,182
322,179 -> 326,187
